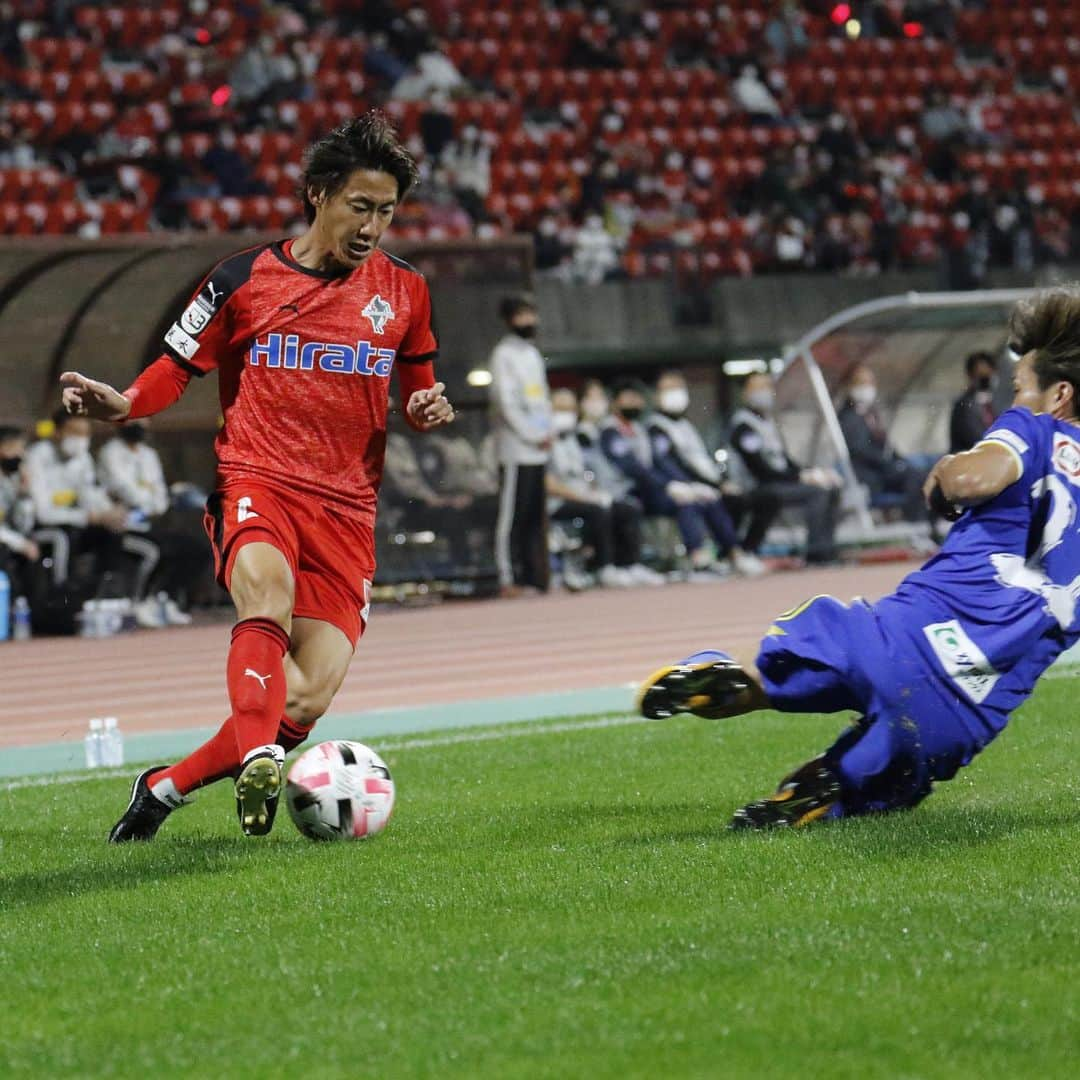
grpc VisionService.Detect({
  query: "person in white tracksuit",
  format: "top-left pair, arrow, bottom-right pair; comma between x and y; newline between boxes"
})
488,293 -> 552,594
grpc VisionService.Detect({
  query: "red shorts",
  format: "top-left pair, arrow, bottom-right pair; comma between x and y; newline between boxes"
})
204,481 -> 375,648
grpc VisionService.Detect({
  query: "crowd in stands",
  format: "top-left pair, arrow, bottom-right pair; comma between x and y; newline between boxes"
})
0,411 -> 208,636
0,1 -> 1078,281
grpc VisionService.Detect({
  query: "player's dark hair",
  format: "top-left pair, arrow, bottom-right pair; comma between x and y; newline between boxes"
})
1009,285 -> 1080,415
611,377 -> 649,399
300,112 -> 419,224
0,424 -> 25,443
964,349 -> 994,376
498,293 -> 536,322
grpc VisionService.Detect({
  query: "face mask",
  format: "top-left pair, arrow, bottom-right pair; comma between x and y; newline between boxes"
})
976,375 -> 995,392
745,390 -> 774,414
512,323 -> 537,339
659,387 -> 689,415
120,425 -> 147,445
850,385 -> 876,409
581,397 -> 607,422
618,405 -> 644,422
551,411 -> 577,436
60,435 -> 90,459
1,455 -> 22,476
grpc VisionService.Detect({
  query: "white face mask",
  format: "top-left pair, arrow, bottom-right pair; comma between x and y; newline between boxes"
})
659,387 -> 690,415
551,411 -> 577,436
745,389 -> 774,414
60,435 -> 90,459
581,397 -> 608,422
850,385 -> 877,410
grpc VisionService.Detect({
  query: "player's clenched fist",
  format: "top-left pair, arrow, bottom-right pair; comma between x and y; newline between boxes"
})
407,380 -> 455,431
60,371 -> 132,422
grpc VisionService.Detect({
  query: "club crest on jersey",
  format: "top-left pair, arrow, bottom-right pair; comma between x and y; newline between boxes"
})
1052,434 -> 1080,480
362,294 -> 394,335
247,332 -> 395,377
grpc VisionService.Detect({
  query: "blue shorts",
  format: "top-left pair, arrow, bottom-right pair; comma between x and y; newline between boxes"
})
756,595 -> 993,815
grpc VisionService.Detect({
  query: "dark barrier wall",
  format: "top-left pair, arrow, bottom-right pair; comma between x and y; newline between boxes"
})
2,234 -> 1073,433
0,235 -> 534,429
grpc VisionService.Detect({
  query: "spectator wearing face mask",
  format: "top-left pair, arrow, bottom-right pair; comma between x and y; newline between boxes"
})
489,294 -> 552,596
730,373 -> 841,565
950,350 -> 1002,453
601,380 -> 749,576
0,425 -> 41,592
24,409 -> 129,585
837,365 -> 931,521
648,371 -> 780,570
547,387 -> 665,588
97,420 -> 209,626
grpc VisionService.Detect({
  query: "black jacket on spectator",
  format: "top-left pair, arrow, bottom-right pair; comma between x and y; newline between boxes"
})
837,401 -> 906,498
729,406 -> 839,563
949,388 -> 999,453
729,408 -> 799,484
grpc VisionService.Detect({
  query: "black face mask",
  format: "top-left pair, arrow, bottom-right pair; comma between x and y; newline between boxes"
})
976,375 -> 994,392
1,455 -> 22,476
512,323 -> 538,339
618,406 -> 644,422
120,425 -> 147,445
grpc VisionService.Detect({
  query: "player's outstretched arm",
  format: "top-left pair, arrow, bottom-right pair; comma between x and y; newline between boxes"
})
923,442 -> 1021,512
60,371 -> 132,422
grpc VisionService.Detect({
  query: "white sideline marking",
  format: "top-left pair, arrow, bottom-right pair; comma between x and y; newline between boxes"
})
1,713 -> 659,793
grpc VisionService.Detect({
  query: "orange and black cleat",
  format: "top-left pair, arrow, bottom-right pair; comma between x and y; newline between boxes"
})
636,650 -> 753,720
730,758 -> 842,830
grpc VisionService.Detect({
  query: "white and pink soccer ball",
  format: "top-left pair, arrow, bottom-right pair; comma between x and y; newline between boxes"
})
285,740 -> 395,841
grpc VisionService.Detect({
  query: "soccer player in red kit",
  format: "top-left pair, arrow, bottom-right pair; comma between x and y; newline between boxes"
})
60,113 -> 454,841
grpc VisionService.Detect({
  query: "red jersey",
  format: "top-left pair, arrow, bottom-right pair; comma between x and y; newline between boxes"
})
157,240 -> 438,523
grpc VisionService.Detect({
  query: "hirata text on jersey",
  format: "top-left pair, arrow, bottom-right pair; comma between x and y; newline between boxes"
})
248,332 -> 396,376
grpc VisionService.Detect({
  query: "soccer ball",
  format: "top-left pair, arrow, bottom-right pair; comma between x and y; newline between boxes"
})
285,740 -> 395,841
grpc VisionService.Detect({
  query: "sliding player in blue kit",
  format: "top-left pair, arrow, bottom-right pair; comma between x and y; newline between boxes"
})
637,286 -> 1080,828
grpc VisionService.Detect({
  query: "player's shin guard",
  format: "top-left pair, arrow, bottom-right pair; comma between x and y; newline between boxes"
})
226,617 -> 290,758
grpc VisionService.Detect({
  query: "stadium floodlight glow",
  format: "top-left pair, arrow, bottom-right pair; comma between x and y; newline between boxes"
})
466,368 -> 493,386
721,359 -> 768,376
830,3 -> 851,25
845,18 -> 861,39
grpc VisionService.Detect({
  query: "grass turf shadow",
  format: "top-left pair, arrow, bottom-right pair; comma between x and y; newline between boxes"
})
0,835 -> 269,913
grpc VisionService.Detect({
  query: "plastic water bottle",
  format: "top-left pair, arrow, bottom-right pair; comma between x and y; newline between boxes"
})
79,599 -> 99,638
101,716 -> 124,766
84,718 -> 104,768
12,596 -> 31,641
0,570 -> 9,641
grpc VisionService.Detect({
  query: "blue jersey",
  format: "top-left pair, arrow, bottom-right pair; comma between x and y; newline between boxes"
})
878,406 -> 1080,726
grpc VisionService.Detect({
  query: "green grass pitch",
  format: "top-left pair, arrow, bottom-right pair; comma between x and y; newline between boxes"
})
1,680 -> 1077,1079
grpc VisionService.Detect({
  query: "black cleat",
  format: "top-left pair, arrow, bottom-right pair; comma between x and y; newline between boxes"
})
730,758 -> 841,830
108,766 -> 187,843
637,649 -> 752,719
235,745 -> 284,836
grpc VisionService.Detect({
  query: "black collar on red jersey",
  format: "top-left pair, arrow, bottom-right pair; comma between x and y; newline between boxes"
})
271,239 -> 355,280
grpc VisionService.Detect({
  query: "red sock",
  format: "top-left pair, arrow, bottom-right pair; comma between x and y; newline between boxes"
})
277,714 -> 314,753
148,711 -> 312,801
227,617 -> 290,757
147,718 -> 242,797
